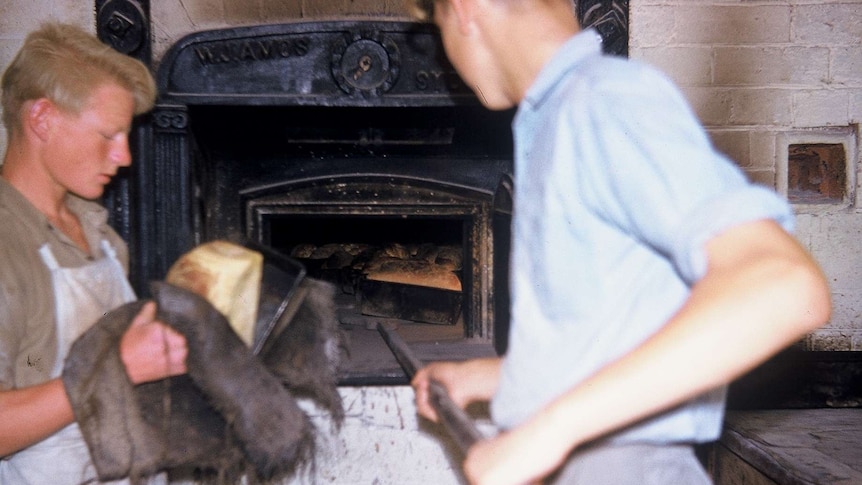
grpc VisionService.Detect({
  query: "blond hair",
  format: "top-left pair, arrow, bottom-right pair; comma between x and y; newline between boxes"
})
1,22 -> 156,135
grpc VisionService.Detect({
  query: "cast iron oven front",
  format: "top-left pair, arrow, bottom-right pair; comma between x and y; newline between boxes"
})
132,21 -> 513,383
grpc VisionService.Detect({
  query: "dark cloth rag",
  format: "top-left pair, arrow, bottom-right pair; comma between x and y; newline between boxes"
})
62,280 -> 342,483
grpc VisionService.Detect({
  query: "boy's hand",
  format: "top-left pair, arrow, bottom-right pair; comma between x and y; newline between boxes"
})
119,301 -> 188,384
411,357 -> 502,422
412,361 -> 467,422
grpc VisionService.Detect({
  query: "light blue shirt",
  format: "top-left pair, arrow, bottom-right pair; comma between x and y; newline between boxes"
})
491,30 -> 793,444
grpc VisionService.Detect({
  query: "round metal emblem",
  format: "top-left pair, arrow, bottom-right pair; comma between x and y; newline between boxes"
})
332,34 -> 400,96
97,0 -> 147,55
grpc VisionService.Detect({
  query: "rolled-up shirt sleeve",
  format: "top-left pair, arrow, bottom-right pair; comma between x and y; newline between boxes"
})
569,63 -> 794,285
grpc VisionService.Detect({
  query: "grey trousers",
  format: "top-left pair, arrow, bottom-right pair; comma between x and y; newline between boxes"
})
547,443 -> 712,485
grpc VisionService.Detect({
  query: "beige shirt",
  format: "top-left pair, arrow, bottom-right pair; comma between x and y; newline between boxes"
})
0,177 -> 129,389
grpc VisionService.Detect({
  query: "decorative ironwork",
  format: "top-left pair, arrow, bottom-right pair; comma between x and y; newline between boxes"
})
157,22 -> 467,107
96,0 -> 150,60
153,108 -> 190,133
577,0 -> 629,57
95,0 -> 151,248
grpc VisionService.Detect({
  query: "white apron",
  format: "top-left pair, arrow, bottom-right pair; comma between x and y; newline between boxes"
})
0,241 -> 163,485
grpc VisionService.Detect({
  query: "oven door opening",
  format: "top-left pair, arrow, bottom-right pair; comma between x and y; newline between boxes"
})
247,193 -> 499,384
268,215 -> 468,331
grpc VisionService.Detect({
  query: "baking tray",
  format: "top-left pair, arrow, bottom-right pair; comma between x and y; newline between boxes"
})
359,278 -> 462,325
245,242 -> 307,355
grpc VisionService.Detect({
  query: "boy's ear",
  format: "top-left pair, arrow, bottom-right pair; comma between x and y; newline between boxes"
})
448,0 -> 478,35
26,98 -> 57,142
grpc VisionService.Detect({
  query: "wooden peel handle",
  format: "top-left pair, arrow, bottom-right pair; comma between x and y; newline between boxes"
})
376,323 -> 484,454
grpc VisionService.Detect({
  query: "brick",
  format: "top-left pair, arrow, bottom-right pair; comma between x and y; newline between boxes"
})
679,86 -> 732,126
383,0 -> 413,16
709,129 -> 751,167
672,5 -> 791,45
793,89 -> 851,127
50,2 -> 95,29
0,38 -> 24,72
793,213 -> 818,249
807,216 -> 862,294
730,88 -> 793,126
832,46 -> 862,86
224,0 -> 264,23
155,0 -> 225,26
637,46 -> 712,86
262,0 -> 303,18
793,3 -> 862,46
806,331 -> 852,352
629,6 -> 677,49
743,169 -> 777,190
1,1 -> 93,38
750,130 -> 778,171
0,2 -> 38,37
151,0 -> 227,64
824,292 -> 862,331
302,0 -> 401,17
714,46 -> 830,86
852,91 -> 862,124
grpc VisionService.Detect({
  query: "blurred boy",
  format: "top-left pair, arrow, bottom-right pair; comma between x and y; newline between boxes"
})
408,1 -> 831,484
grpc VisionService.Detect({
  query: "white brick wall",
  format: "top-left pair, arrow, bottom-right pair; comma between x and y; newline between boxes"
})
632,0 -> 862,350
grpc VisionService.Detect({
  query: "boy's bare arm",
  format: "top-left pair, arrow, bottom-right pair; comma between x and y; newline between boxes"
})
463,219 -> 832,485
0,379 -> 75,457
0,302 -> 187,457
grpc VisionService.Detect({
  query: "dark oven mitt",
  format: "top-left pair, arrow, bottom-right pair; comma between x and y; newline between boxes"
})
62,282 -> 315,483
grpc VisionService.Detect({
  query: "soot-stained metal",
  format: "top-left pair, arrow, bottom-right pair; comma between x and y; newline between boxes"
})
128,21 -> 515,378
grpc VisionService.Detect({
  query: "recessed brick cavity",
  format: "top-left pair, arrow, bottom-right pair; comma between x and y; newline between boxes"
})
787,143 -> 846,203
